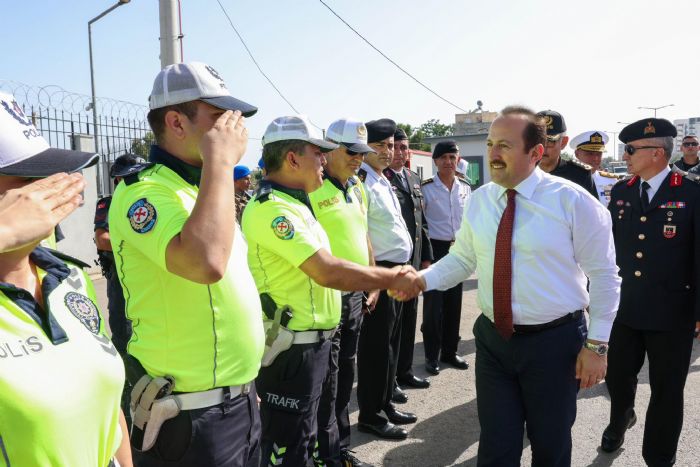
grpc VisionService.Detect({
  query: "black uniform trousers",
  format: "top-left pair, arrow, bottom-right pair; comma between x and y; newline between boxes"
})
473,313 -> 585,467
317,291 -> 364,463
257,339 -> 331,467
133,385 -> 261,467
422,239 -> 463,361
605,321 -> 695,467
357,260 -> 404,425
397,296 -> 419,378
105,260 -> 131,353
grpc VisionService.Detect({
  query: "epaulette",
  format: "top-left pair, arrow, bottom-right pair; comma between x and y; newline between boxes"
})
421,177 -> 434,186
457,174 -> 471,184
382,167 -> 394,181
568,158 -> 593,172
347,176 -> 358,187
44,248 -> 91,269
357,169 -> 367,183
254,183 -> 274,204
685,172 -> 700,184
121,162 -> 155,186
598,170 -> 623,180
670,164 -> 688,176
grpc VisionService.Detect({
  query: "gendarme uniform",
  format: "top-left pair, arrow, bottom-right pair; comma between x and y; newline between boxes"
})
308,172 -> 369,462
0,247 -> 124,467
420,173 -> 471,365
109,146 -> 264,463
243,180 -> 341,466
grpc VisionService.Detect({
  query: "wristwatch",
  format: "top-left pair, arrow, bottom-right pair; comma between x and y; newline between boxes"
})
583,341 -> 609,356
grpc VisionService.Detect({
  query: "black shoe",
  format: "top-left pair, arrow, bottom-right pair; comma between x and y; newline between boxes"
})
440,354 -> 469,370
340,449 -> 374,467
391,385 -> 408,404
425,360 -> 440,375
397,373 -> 430,388
357,421 -> 408,440
601,411 -> 637,453
384,404 -> 418,425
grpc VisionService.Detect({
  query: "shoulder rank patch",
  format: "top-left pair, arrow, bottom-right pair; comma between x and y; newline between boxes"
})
569,158 -> 592,171
382,168 -> 394,181
421,177 -> 434,186
127,198 -> 157,234
357,169 -> 367,183
598,170 -> 623,179
64,292 -> 101,335
670,172 -> 683,187
271,216 -> 294,240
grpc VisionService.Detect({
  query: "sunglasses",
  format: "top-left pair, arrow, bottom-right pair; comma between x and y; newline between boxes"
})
682,142 -> 699,147
345,148 -> 363,156
624,144 -> 662,156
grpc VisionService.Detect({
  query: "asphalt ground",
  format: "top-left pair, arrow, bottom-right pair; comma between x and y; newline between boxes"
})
93,274 -> 700,467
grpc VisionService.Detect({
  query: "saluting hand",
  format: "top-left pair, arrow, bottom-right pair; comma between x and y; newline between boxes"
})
0,173 -> 85,253
199,110 -> 248,167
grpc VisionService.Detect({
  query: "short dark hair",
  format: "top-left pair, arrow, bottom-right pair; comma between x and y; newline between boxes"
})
683,134 -> 698,141
499,105 -> 547,152
262,140 -> 308,174
146,101 -> 199,142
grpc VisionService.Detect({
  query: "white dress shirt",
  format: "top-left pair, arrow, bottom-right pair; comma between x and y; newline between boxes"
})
361,162 -> 412,263
592,171 -> 618,206
422,175 -> 471,241
421,167 -> 621,341
641,165 -> 671,202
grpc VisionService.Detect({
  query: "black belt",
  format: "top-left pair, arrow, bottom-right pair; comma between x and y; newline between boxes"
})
512,310 -> 583,334
375,260 -> 407,267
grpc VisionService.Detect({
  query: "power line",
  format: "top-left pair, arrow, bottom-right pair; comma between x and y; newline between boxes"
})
317,0 -> 468,113
215,0 -> 305,119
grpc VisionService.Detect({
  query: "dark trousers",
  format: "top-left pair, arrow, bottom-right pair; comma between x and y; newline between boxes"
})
317,291 -> 364,463
106,262 -> 131,353
473,313 -> 585,467
397,296 -> 419,378
357,268 -> 403,424
605,320 -> 695,467
422,239 -> 463,361
133,386 -> 261,467
256,340 -> 331,467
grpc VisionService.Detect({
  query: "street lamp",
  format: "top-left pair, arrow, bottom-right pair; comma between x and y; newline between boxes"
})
603,130 -> 619,161
638,104 -> 674,117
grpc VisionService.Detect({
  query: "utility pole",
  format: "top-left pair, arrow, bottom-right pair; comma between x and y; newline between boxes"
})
159,0 -> 184,68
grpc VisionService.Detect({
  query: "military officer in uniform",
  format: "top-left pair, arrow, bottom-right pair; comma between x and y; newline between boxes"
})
420,141 -> 471,375
537,110 -> 598,197
570,131 -> 622,206
383,127 -> 433,397
234,164 -> 252,224
603,118 -> 700,467
94,153 -> 147,354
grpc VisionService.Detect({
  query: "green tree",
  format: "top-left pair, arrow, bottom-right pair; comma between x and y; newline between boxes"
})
130,131 -> 156,158
418,119 -> 454,137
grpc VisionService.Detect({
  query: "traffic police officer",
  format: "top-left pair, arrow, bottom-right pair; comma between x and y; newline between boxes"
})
94,153 -> 147,354
420,140 -> 471,375
109,62 -> 264,467
603,118 -> 700,466
570,130 -> 622,206
537,110 -> 598,197
309,118 -> 374,467
383,127 -> 433,396
244,115 -> 422,466
0,90 -> 131,467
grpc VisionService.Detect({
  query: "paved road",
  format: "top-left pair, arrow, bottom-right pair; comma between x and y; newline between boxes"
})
93,275 -> 700,467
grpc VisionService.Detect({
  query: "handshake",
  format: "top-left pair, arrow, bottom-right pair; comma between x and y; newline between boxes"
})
387,265 -> 427,301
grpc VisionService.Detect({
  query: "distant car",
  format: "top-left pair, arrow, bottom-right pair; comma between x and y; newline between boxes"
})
611,165 -> 628,178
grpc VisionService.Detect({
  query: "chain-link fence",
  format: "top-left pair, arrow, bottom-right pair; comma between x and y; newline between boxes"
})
0,80 -> 152,196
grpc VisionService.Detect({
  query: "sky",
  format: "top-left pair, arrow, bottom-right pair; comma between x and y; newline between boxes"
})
2,0 -> 699,167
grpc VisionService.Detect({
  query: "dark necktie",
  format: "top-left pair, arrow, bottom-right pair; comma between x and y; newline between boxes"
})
641,181 -> 650,211
493,189 -> 516,340
398,170 -> 409,191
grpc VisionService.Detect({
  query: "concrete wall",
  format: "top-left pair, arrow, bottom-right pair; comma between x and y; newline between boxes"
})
57,165 -> 100,273
425,134 -> 490,187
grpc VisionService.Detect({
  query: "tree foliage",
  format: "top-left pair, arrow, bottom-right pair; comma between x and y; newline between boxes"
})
397,119 -> 454,152
130,132 -> 156,158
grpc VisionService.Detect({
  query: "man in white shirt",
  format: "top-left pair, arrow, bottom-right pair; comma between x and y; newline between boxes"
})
420,141 -> 472,375
356,118 -> 418,440
393,106 -> 620,466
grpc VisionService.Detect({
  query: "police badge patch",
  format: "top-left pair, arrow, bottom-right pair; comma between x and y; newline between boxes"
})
272,216 -> 294,240
64,292 -> 101,335
353,186 -> 363,205
128,198 -> 157,233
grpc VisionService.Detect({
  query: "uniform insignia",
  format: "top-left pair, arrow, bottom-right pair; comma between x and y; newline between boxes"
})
570,158 -> 592,171
616,200 -> 624,206
127,198 -> 157,233
357,169 -> 367,183
670,172 -> 683,187
659,202 -> 686,209
421,177 -> 434,186
626,175 -> 639,187
644,121 -> 656,135
271,216 -> 294,240
382,168 -> 394,181
353,186 -> 363,205
663,224 -> 677,239
64,292 -> 101,335
590,133 -> 603,144
543,115 -> 553,128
